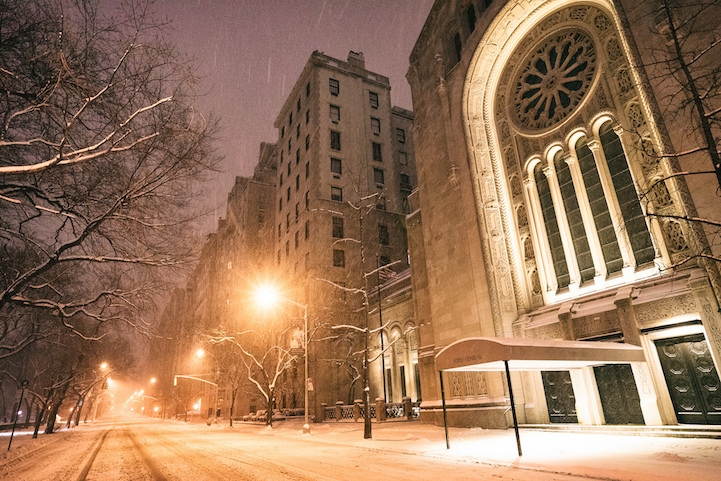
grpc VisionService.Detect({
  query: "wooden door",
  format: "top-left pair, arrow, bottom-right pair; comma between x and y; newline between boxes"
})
594,364 -> 644,424
542,371 -> 578,423
656,334 -> 721,425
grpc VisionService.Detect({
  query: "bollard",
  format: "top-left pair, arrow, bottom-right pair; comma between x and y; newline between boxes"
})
334,401 -> 343,422
375,397 -> 386,422
402,396 -> 412,421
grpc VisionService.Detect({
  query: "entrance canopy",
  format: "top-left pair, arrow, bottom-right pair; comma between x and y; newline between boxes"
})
434,337 -> 646,456
436,337 -> 645,372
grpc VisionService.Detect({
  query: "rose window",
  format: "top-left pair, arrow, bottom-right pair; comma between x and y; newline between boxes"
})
512,30 -> 597,130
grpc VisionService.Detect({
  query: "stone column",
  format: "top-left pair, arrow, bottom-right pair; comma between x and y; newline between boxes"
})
375,398 -> 386,422
569,368 -> 604,425
614,287 -> 641,346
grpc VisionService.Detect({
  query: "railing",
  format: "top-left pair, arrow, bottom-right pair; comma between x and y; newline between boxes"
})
321,397 -> 419,422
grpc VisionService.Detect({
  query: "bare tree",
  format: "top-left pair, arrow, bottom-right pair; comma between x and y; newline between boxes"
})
0,0 -> 220,358
210,327 -> 296,427
622,0 -> 721,302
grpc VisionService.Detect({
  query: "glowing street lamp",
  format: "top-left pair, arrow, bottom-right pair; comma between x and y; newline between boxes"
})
100,362 -> 108,370
255,284 -> 310,434
195,348 -> 205,359
150,377 -> 157,384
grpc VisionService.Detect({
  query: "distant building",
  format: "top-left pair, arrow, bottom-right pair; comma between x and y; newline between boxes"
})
272,51 -> 418,416
407,0 -> 721,428
151,143 -> 277,419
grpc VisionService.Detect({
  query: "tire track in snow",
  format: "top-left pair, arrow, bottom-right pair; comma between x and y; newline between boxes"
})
75,427 -> 112,480
123,428 -> 169,480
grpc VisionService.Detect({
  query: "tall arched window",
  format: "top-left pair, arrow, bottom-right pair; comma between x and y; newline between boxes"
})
534,163 -> 570,288
599,121 -> 654,266
554,150 -> 594,282
575,135 -> 623,275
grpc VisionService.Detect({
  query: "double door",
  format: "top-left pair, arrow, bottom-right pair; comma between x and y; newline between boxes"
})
656,334 -> 721,425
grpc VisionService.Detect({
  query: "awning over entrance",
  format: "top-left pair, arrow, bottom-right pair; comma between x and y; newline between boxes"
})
434,337 -> 646,457
435,336 -> 646,372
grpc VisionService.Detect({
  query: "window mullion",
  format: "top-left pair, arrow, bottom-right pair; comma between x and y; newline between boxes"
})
524,174 -> 557,296
564,151 -> 607,282
587,138 -> 635,273
544,164 -> 581,290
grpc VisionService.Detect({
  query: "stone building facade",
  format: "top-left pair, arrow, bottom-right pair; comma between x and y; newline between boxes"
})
407,0 -> 721,427
272,51 -> 418,416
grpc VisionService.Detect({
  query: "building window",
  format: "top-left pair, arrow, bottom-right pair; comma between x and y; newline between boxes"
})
296,149 -> 300,164
285,240 -> 290,256
296,124 -> 300,138
333,249 -> 345,268
306,109 -> 310,124
287,161 -> 291,175
373,168 -> 385,184
400,173 -> 411,192
379,255 -> 391,267
376,195 -> 386,211
279,197 -> 282,212
277,250 -> 281,264
330,130 -> 341,151
295,230 -> 299,249
369,91 -> 379,109
379,224 -> 389,245
278,224 -> 281,238
329,78 -> 339,96
305,252 -> 310,269
306,82 -> 310,97
331,157 -> 342,175
295,202 -> 299,221
453,33 -> 462,63
467,5 -> 477,33
297,98 -> 301,112
330,104 -> 340,123
398,151 -> 408,165
289,112 -> 293,126
396,128 -> 406,143
305,191 -> 309,209
305,135 -> 309,151
371,117 -> 381,135
281,126 -> 285,138
332,216 -> 344,238
305,220 -> 309,240
331,186 -> 343,202
286,186 -> 290,201
372,142 -> 382,162
279,172 -> 284,186
288,138 -> 291,153
286,213 -> 290,232
305,162 -> 310,178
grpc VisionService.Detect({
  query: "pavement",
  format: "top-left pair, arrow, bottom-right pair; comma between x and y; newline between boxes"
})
227,417 -> 721,481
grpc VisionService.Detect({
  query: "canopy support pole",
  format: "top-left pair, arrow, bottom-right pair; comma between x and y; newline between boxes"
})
504,360 -> 522,456
439,370 -> 450,449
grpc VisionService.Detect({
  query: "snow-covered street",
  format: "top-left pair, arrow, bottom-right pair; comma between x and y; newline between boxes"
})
2,417 -> 720,480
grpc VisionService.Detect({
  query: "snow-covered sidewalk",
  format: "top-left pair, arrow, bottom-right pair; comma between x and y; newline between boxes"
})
215,418 -> 721,481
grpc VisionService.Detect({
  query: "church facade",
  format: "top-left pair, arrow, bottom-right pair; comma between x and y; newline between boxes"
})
407,0 -> 721,427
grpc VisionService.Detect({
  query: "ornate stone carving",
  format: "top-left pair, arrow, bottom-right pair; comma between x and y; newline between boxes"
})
573,310 -> 621,338
626,103 -> 646,130
634,294 -> 698,326
664,220 -> 688,252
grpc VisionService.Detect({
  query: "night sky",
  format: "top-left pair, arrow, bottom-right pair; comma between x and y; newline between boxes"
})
155,0 -> 435,228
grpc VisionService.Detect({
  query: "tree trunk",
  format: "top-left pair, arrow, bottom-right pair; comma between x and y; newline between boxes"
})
46,383 -> 70,434
229,389 -> 236,427
33,392 -> 52,439
266,389 -> 274,426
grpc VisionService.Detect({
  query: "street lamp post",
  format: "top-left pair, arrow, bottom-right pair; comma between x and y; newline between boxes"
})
256,286 -> 310,434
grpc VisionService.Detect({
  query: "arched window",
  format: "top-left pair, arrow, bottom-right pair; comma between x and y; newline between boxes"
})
534,163 -> 570,288
598,122 -> 654,266
554,150 -> 594,282
453,33 -> 462,63
466,5 -> 477,33
575,136 -> 623,275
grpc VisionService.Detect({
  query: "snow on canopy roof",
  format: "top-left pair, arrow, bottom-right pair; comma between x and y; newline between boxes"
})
435,337 -> 645,372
